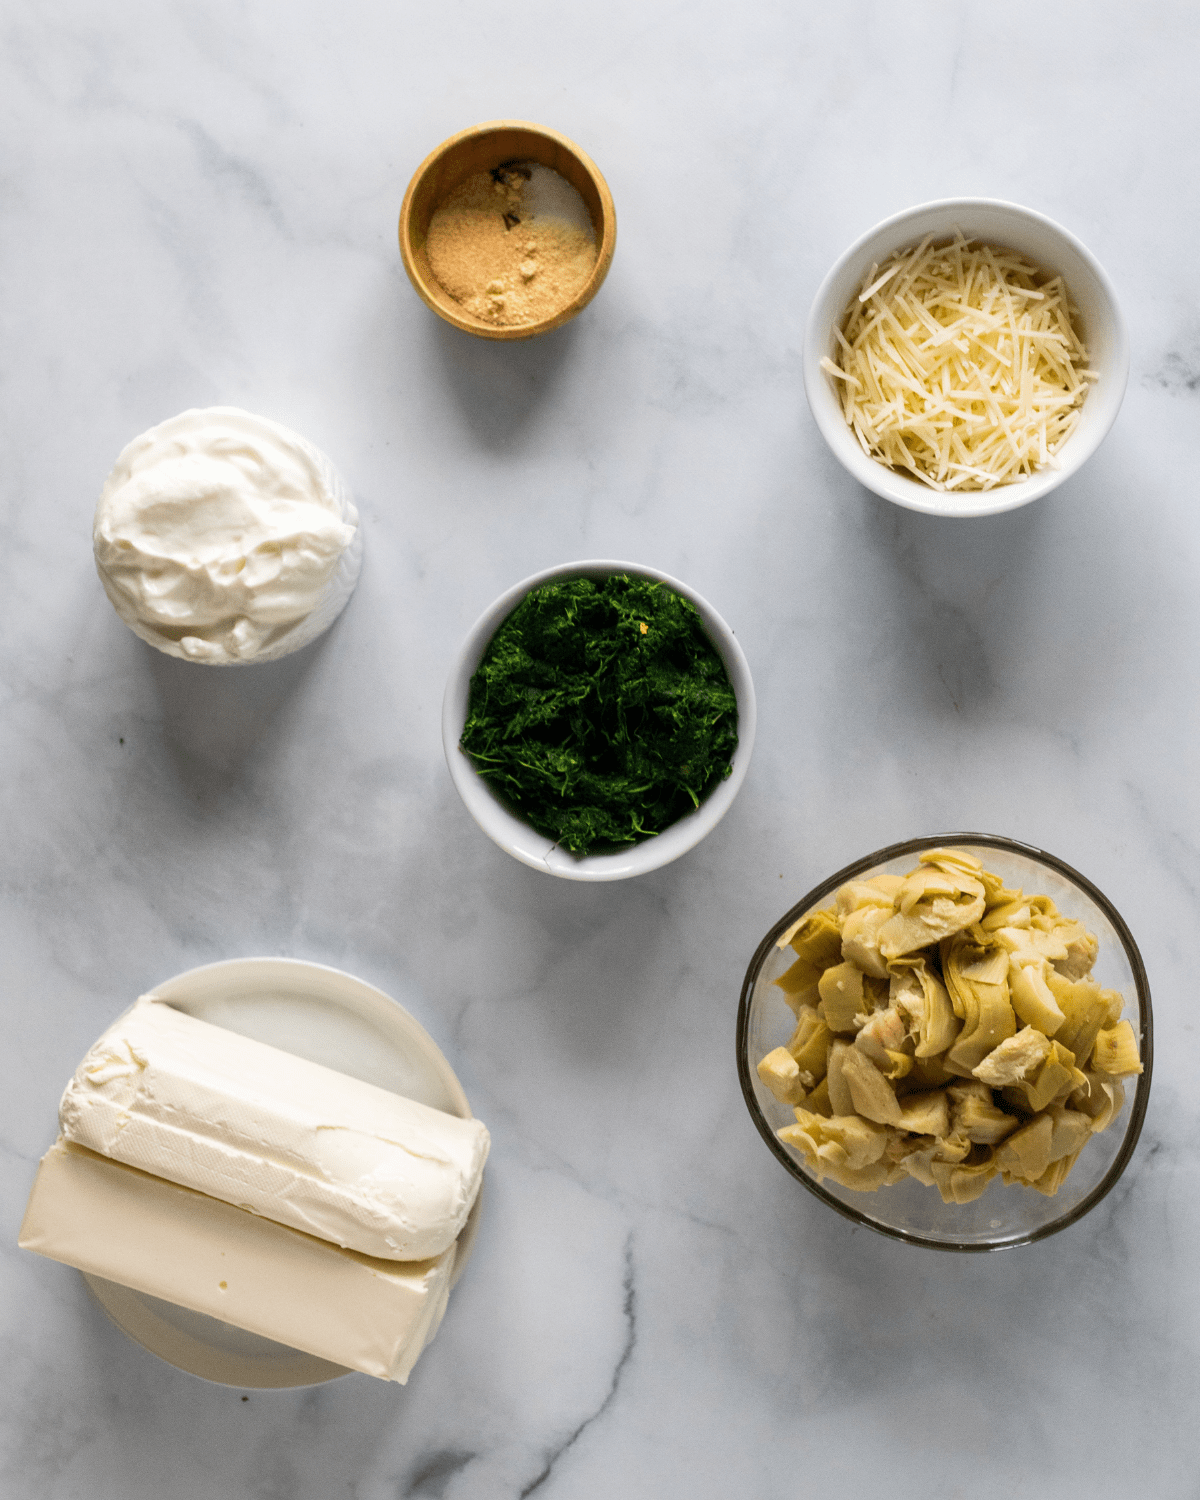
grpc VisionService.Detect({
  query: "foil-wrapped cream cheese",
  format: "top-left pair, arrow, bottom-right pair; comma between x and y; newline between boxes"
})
93,406 -> 362,664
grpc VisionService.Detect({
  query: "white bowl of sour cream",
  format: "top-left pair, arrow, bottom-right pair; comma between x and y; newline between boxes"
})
93,407 -> 362,664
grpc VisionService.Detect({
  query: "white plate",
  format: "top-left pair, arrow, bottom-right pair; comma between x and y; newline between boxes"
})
82,957 -> 483,1389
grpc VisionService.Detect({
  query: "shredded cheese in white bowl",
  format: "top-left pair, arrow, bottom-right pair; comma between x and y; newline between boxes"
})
804,200 -> 1128,518
822,234 -> 1098,492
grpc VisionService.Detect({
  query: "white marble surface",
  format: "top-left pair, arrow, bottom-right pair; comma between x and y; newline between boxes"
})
2,2 -> 1199,1495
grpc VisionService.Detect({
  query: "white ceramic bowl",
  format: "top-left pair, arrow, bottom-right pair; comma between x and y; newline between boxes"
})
803,199 -> 1129,518
443,560 -> 756,881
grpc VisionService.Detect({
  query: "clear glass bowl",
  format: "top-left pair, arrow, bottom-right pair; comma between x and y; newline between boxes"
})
736,833 -> 1153,1251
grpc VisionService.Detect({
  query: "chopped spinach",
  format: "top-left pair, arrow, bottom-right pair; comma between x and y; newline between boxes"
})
459,575 -> 738,855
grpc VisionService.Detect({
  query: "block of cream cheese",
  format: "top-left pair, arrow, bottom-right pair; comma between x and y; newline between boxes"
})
19,1140 -> 452,1383
93,406 -> 363,665
58,997 -> 488,1260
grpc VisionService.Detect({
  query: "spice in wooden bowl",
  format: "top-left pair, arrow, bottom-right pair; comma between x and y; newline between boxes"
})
399,121 -> 616,341
426,162 -> 597,329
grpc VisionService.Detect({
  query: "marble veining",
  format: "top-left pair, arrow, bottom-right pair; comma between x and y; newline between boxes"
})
3,0 -> 1200,1496
517,1236 -> 637,1499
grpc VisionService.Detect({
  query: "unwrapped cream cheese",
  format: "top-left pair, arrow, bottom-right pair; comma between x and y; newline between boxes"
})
93,407 -> 362,664
20,1140 -> 453,1383
58,996 -> 489,1260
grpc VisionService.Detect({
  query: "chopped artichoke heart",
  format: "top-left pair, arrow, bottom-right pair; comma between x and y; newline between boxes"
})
804,1075 -> 834,1118
889,967 -> 925,1027
1047,971 -> 1109,1065
971,1025 -> 1052,1087
897,868 -> 967,914
779,909 -> 843,968
1009,963 -> 1067,1036
854,1005 -> 908,1069
788,1015 -> 832,1080
783,1005 -> 817,1047
981,899 -> 1032,932
818,961 -> 868,1033
1053,920 -> 1099,979
1001,1040 -> 1083,1114
775,955 -> 823,998
880,883 -> 988,957
944,941 -> 1017,1076
899,1132 -> 971,1187
1027,895 -> 1058,920
840,1046 -> 903,1126
835,880 -> 896,916
889,961 -> 959,1057
1091,1020 -> 1143,1076
883,1049 -> 913,1079
777,1110 -> 889,1177
825,1040 -> 856,1117
1046,1103 -> 1092,1162
996,1114 -> 1054,1182
897,1090 -> 950,1137
840,906 -> 892,978
1069,1071 -> 1125,1133
1027,1148 -> 1083,1197
959,947 -> 1011,985
992,925 -> 1038,957
919,848 -> 983,878
947,1080 -> 1019,1145
757,1047 -> 807,1105
1029,928 -> 1070,963
930,1155 -> 998,1205
976,870 -> 1014,904
998,923 -> 1071,968
823,1160 -> 898,1191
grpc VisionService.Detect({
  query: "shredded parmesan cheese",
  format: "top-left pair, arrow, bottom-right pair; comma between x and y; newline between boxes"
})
823,233 -> 1097,491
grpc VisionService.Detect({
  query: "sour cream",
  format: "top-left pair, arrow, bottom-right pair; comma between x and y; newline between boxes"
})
93,407 -> 361,664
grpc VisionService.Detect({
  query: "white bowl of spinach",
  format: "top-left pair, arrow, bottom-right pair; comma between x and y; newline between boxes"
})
443,560 -> 756,880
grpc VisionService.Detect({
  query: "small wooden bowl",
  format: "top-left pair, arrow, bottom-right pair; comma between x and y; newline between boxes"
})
399,120 -> 616,341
